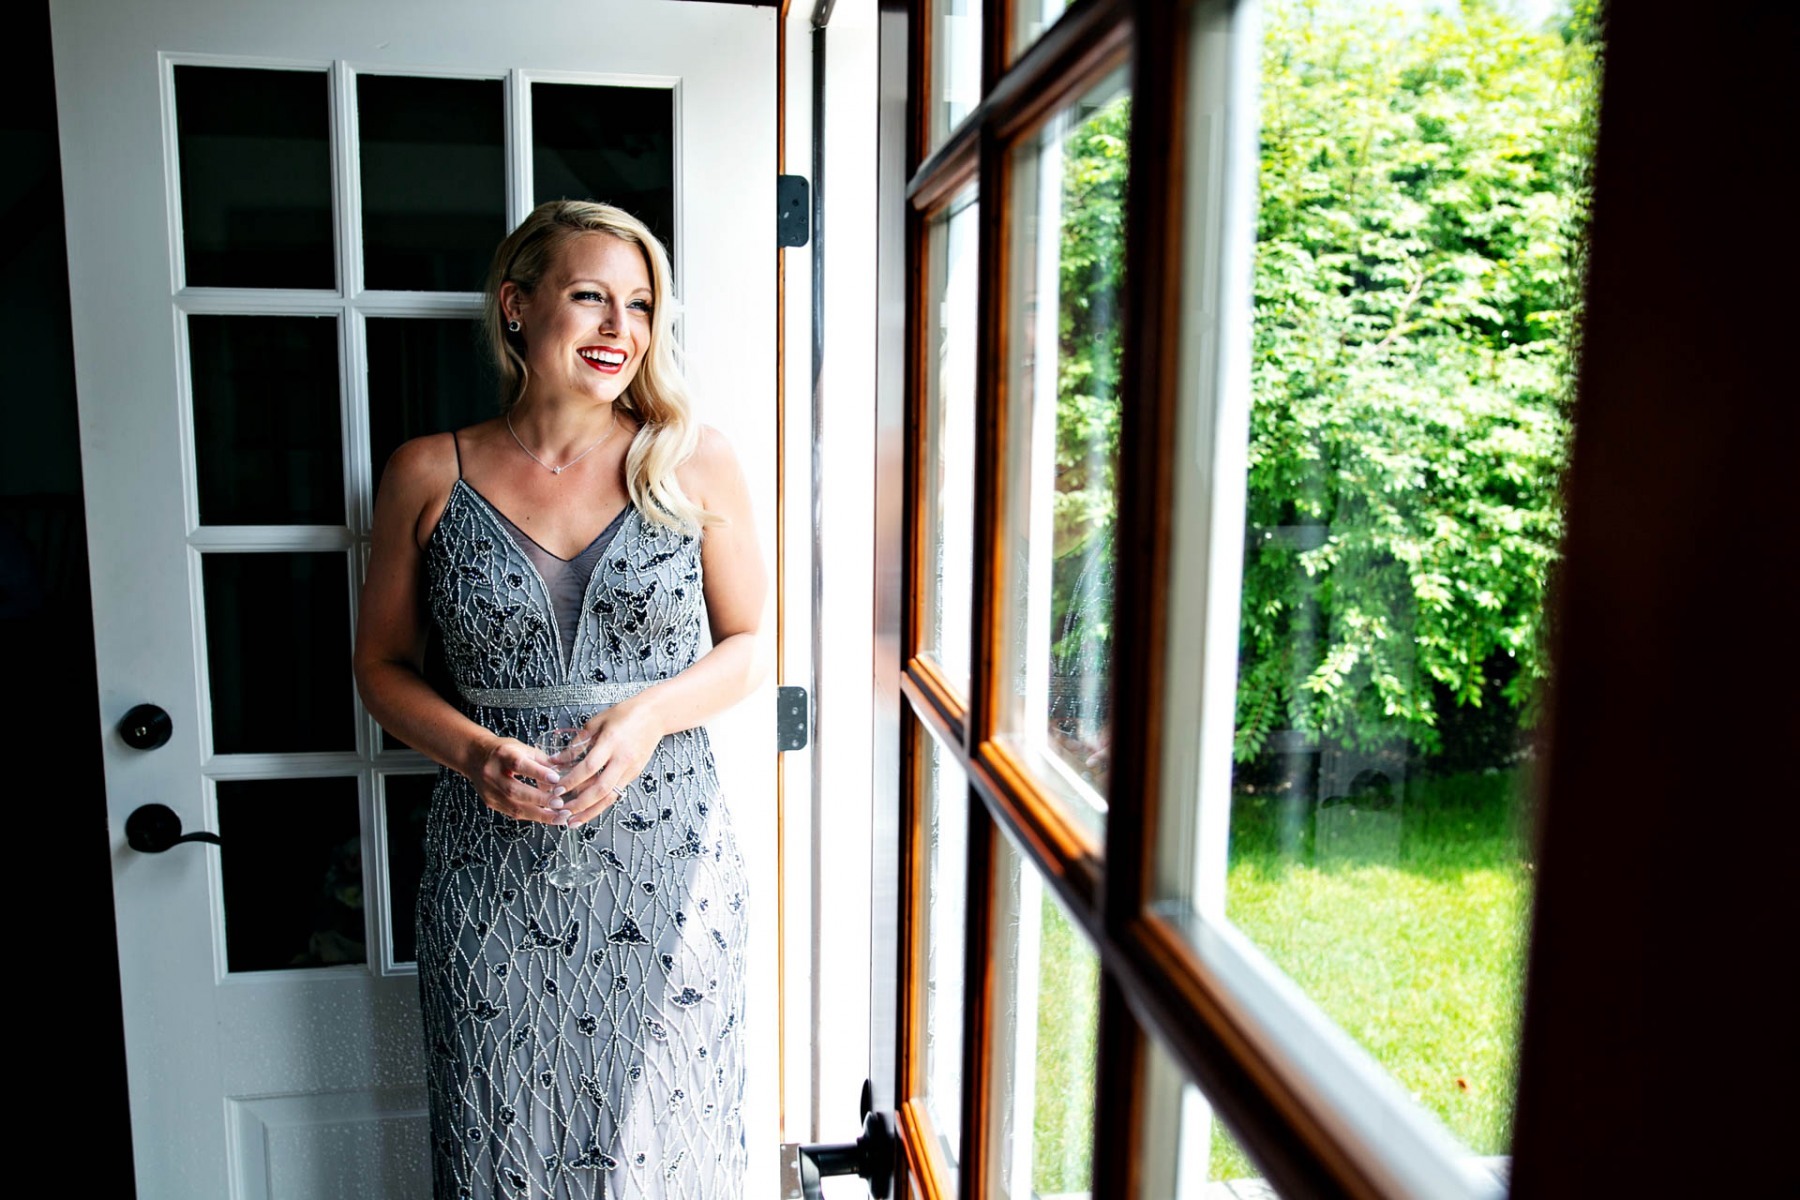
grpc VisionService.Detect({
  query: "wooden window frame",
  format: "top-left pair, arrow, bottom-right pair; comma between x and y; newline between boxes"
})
893,0 -> 1467,1193
882,2 -> 1785,1200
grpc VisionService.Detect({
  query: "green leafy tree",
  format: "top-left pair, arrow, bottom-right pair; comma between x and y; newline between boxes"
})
1043,2 -> 1597,766
1233,0 -> 1598,760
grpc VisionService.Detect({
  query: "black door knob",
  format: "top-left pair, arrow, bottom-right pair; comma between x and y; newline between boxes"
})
787,1080 -> 896,1200
125,803 -> 221,853
118,704 -> 173,751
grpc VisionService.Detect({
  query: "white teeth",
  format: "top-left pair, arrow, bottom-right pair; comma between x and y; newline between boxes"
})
580,348 -> 627,365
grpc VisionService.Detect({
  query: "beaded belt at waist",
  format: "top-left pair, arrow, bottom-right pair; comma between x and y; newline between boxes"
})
457,680 -> 655,710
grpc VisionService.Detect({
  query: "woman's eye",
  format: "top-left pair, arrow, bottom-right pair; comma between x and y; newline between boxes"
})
629,300 -> 652,313
574,290 -> 605,302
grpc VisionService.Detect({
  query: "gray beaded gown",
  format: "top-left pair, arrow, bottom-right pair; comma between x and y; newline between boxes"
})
416,475 -> 747,1200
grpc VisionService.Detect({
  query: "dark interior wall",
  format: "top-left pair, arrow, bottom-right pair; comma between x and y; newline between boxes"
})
3,4 -> 134,1194
1,8 -> 81,496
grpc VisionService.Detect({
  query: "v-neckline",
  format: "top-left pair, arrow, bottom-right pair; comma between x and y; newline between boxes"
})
455,478 -> 630,564
448,478 -> 636,682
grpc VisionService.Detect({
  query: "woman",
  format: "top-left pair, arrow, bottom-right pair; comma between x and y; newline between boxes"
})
354,199 -> 768,1199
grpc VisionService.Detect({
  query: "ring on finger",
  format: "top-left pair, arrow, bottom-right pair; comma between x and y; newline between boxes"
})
611,784 -> 628,799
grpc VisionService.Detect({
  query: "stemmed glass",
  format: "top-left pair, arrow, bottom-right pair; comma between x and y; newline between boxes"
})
536,727 -> 604,888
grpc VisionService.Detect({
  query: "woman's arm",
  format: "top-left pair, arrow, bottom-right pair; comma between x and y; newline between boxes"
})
554,425 -> 770,821
352,435 -> 569,825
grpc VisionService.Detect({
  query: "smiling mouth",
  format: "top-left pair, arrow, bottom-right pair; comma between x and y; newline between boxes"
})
578,347 -> 628,373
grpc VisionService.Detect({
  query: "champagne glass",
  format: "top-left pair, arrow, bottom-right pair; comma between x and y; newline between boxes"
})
536,727 -> 604,888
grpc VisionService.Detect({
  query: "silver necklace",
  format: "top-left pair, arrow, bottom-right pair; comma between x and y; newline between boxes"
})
505,410 -> 617,475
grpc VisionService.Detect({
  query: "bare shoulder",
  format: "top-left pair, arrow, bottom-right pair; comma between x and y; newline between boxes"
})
676,423 -> 749,509
382,432 -> 460,500
377,432 -> 462,545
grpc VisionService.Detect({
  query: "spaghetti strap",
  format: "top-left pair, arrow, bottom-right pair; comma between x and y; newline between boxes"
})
451,429 -> 464,479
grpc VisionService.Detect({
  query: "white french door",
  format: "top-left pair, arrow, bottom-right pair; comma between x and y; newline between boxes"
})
50,1 -> 778,1195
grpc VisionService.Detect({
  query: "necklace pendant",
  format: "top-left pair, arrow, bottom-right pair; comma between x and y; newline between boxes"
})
552,466 -> 565,475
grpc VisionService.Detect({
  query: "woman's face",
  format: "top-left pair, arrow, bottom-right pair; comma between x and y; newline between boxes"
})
505,232 -> 655,407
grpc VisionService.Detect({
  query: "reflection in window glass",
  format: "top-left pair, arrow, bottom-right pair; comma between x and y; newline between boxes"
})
1221,0 -> 1599,1162
922,191 -> 979,690
1137,1033 -> 1291,1199
1013,0 -> 1069,63
931,0 -> 983,147
358,75 -> 505,291
218,777 -> 365,972
382,772 -> 435,965
985,833 -> 1099,1200
174,66 -> 334,289
204,552 -> 356,754
999,68 -> 1129,827
919,723 -> 970,1174
533,83 -> 676,265
190,314 -> 343,526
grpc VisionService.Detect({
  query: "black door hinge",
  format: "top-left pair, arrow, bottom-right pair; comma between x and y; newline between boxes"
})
777,685 -> 810,752
778,175 -> 811,247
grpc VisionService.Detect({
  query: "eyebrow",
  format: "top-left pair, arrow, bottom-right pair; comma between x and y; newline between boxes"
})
566,278 -> 654,298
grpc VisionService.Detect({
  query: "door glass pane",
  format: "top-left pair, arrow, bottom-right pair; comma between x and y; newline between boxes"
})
190,314 -> 343,525
930,0 -> 982,149
917,720 -> 970,1173
366,316 -> 494,750
358,75 -> 505,291
366,316 -> 496,477
174,65 -> 334,290
218,776 -> 364,972
1012,0 -> 1069,63
985,830 -> 1099,1200
1165,0 -> 1600,1168
533,83 -> 676,262
203,552 -> 356,753
997,68 -> 1130,835
920,189 -> 978,691
382,771 -> 435,965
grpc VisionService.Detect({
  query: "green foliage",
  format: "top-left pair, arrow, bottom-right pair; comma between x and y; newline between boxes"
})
1042,3 -> 1599,762
1049,88 -> 1130,680
1235,0 -> 1599,759
1031,889 -> 1101,1194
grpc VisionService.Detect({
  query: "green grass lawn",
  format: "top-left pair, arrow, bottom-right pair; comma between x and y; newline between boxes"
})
1213,768 -> 1533,1180
1032,891 -> 1101,1195
1020,768 -> 1533,1190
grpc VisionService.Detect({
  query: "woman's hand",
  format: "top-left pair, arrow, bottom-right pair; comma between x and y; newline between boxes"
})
550,703 -> 667,825
470,735 -> 577,825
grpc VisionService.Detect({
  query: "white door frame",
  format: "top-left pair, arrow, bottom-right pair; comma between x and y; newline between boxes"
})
53,2 -> 779,1194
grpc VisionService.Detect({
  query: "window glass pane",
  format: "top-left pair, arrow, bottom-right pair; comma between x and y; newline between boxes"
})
533,83 -> 676,265
1161,0 -> 1600,1169
203,552 -> 356,753
985,830 -> 1098,1200
929,0 -> 982,149
917,720 -> 970,1173
190,314 -> 343,526
174,66 -> 334,290
382,771 -> 435,965
365,316 -> 495,481
997,68 -> 1129,834
1136,1033 -> 1291,1199
920,190 -> 978,690
1012,0 -> 1068,63
365,315 -> 493,750
218,776 -> 364,972
358,75 -> 505,291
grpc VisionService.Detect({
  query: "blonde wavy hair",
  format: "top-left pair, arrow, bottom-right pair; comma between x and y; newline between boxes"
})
483,199 -> 715,532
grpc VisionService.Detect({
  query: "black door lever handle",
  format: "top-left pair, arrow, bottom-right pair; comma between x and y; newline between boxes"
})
125,803 -> 222,852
